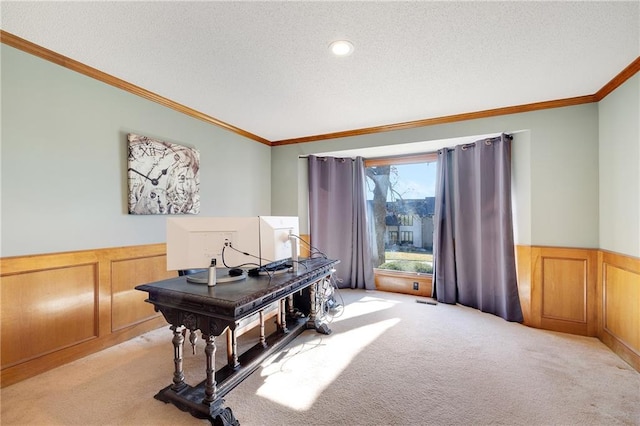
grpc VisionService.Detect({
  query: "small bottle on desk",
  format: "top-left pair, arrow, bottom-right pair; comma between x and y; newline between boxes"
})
207,258 -> 217,287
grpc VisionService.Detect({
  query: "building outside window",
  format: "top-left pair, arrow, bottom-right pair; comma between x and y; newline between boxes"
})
365,154 -> 437,274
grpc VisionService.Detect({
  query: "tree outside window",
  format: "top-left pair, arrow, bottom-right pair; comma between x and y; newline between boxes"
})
365,154 -> 436,274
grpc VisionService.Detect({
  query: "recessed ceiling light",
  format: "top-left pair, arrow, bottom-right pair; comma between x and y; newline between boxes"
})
329,40 -> 354,56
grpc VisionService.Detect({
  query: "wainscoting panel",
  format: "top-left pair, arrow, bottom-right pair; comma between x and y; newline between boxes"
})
374,269 -> 432,298
599,251 -> 640,371
111,254 -> 173,332
0,244 -> 172,387
530,246 -> 597,336
1,262 -> 98,368
542,257 -> 587,323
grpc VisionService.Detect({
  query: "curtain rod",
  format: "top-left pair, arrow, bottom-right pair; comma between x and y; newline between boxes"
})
298,155 -> 355,160
298,133 -> 513,160
444,133 -> 512,152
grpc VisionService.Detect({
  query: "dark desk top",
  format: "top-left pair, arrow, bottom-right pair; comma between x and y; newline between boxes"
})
135,257 -> 338,322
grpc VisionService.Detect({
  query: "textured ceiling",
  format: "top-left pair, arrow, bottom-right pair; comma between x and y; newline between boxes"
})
2,1 -> 639,142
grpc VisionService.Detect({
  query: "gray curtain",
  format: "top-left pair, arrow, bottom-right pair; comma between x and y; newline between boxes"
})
308,155 -> 375,289
433,135 -> 523,322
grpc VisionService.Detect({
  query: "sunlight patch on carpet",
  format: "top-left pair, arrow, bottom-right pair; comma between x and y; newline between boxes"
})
329,295 -> 400,324
254,316 -> 401,410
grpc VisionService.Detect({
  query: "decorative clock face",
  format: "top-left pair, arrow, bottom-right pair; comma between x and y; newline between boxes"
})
127,133 -> 200,215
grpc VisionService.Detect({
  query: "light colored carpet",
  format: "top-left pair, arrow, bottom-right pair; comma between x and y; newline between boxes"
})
1,289 -> 638,425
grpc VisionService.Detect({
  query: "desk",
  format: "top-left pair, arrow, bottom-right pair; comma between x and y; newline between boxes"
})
135,257 -> 338,425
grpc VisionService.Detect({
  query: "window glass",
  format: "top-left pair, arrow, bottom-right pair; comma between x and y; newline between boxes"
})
365,157 -> 436,274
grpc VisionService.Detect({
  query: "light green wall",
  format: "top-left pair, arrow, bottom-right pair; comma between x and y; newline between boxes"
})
272,104 -> 601,249
1,45 -> 271,257
3,43 -> 636,258
599,74 -> 640,257
510,131 -> 531,246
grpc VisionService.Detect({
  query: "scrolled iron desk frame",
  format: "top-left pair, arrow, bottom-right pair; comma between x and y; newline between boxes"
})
135,257 -> 338,426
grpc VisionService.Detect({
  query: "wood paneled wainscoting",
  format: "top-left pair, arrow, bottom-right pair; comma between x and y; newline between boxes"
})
598,250 -> 640,371
516,246 -> 639,371
374,245 -> 639,372
374,269 -> 432,298
0,244 -> 176,387
2,242 -> 638,386
518,246 -> 599,336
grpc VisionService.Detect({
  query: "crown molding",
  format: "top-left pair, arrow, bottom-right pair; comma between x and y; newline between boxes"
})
2,30 -> 638,148
595,56 -> 640,101
273,56 -> 639,146
271,95 -> 598,146
0,30 -> 271,146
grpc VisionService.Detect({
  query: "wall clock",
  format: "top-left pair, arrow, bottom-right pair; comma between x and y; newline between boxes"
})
127,133 -> 200,215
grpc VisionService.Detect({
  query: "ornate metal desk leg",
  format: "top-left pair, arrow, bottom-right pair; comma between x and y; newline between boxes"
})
279,298 -> 289,333
287,293 -> 305,319
171,325 -> 186,391
203,333 -> 217,405
226,328 -> 239,369
307,281 -> 318,327
203,333 -> 239,426
259,310 -> 267,348
287,295 -> 295,316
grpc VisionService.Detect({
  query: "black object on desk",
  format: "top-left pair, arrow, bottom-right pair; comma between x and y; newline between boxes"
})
135,257 -> 338,425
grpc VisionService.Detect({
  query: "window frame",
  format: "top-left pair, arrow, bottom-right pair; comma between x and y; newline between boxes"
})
364,152 -> 437,277
365,153 -> 438,168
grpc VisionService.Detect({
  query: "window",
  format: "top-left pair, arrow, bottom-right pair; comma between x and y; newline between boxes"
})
389,231 -> 399,245
400,231 -> 413,245
399,214 -> 413,226
365,154 -> 437,275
